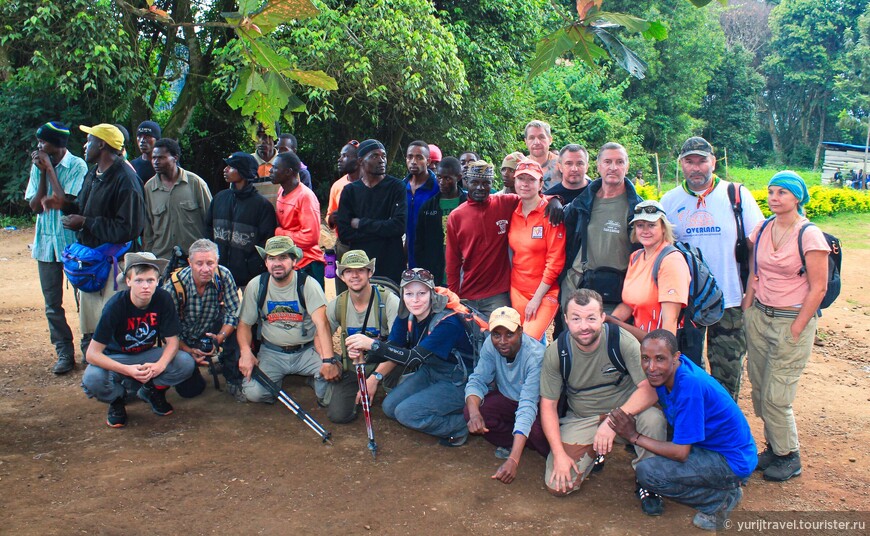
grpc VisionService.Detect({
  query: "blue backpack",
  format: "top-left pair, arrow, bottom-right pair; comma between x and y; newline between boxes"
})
650,242 -> 725,327
62,242 -> 132,293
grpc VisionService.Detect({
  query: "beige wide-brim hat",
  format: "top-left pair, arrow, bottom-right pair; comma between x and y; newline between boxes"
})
256,235 -> 303,260
115,251 -> 169,288
629,200 -> 668,225
336,250 -> 376,278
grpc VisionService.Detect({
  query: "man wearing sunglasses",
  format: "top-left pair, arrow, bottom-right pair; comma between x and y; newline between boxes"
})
660,137 -> 763,400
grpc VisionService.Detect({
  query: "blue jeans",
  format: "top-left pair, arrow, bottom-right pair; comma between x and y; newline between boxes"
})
81,347 -> 196,403
382,357 -> 467,439
636,446 -> 747,515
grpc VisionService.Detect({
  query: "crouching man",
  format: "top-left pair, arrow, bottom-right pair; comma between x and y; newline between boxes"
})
325,250 -> 400,423
163,239 -> 243,400
82,252 -> 195,427
539,289 -> 668,516
464,307 -> 549,484
608,330 -> 756,531
236,236 -> 340,403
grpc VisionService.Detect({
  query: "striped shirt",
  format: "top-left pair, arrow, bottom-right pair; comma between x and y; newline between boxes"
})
25,151 -> 87,262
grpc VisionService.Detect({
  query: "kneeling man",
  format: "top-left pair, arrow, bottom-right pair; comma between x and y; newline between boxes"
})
82,252 -> 195,427
608,330 -> 756,531
539,289 -> 667,516
465,306 -> 549,484
236,236 -> 340,403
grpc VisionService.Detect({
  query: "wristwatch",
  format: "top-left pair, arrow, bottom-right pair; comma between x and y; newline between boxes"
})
370,340 -> 381,352
322,357 -> 339,365
372,371 -> 384,382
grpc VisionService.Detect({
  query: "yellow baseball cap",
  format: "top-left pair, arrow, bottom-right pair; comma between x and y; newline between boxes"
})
80,123 -> 125,151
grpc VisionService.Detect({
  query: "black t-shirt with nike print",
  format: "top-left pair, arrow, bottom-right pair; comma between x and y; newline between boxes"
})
93,288 -> 181,354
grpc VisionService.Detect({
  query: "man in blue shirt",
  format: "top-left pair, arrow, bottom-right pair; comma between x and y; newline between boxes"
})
403,140 -> 439,268
465,306 -> 548,484
609,329 -> 757,531
25,122 -> 88,374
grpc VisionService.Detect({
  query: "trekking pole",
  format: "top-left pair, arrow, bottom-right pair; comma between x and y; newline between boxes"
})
355,361 -> 377,459
251,366 -> 332,445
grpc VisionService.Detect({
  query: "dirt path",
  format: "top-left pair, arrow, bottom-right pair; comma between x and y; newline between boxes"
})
1,228 -> 868,535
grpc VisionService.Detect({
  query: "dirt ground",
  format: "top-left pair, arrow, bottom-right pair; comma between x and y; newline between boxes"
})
1,227 -> 868,536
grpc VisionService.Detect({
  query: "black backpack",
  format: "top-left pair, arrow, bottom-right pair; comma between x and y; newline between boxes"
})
727,182 -> 750,289
754,218 -> 841,310
556,324 -> 625,418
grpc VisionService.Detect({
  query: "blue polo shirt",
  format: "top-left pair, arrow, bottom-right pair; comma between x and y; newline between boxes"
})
404,169 -> 439,267
656,356 -> 758,478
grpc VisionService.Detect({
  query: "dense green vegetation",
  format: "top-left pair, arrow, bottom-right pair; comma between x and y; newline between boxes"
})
0,0 -> 868,212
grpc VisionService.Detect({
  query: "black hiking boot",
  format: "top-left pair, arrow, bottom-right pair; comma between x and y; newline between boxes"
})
137,382 -> 174,416
52,354 -> 75,375
636,481 -> 664,516
106,398 -> 127,428
756,443 -> 776,471
763,451 -> 802,482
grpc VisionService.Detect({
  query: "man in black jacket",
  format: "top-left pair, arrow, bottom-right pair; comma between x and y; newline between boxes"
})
415,157 -> 467,286
62,123 -> 146,357
204,151 -> 276,288
336,139 -> 407,284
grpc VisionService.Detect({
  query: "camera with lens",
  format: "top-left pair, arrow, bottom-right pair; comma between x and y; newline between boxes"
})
198,336 -> 215,354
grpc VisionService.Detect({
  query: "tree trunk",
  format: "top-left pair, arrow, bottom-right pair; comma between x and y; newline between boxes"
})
163,0 -> 206,137
813,91 -> 829,172
765,108 -> 784,165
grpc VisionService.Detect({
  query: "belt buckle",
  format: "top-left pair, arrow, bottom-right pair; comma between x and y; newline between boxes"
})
762,304 -> 775,317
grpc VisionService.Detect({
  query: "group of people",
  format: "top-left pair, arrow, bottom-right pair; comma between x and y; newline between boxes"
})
26,117 -> 830,530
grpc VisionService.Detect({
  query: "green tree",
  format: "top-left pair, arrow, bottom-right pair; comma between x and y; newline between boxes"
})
835,3 -> 870,144
762,0 -> 868,167
697,43 -> 765,164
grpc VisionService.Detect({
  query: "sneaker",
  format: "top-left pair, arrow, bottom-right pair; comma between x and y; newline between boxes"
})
106,398 -> 127,428
226,382 -> 247,403
756,443 -> 776,471
494,446 -> 511,459
591,453 -> 606,473
137,383 -> 174,416
636,482 -> 664,516
692,488 -> 743,531
763,451 -> 801,482
52,354 -> 75,375
438,434 -> 468,448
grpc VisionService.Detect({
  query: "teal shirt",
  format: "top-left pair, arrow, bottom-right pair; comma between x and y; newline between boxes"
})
25,151 -> 88,262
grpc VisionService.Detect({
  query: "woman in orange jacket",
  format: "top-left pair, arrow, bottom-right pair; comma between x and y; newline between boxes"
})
507,159 -> 566,341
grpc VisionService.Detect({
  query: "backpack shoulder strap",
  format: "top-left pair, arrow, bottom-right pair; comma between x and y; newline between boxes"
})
296,271 -> 309,315
606,323 -> 627,375
797,222 -> 814,276
558,330 -> 572,382
374,285 -> 389,338
728,182 -> 746,241
170,270 -> 186,318
256,273 -> 269,323
753,216 -> 776,275
651,244 -> 679,287
337,291 -> 350,338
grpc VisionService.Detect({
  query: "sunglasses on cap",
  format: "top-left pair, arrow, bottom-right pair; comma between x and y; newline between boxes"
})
401,269 -> 434,283
347,140 -> 360,147
634,205 -> 665,215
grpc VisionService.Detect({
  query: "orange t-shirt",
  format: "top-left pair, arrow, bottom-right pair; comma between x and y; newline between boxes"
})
327,175 -> 350,224
275,184 -> 325,269
508,197 -> 566,298
750,217 -> 829,308
622,241 -> 690,332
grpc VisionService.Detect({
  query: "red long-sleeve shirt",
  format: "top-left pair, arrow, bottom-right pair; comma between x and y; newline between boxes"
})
508,197 -> 565,298
275,184 -> 325,269
445,194 -> 518,300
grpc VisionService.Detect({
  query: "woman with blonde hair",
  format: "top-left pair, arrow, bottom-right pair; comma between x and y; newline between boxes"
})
607,200 -> 690,343
742,170 -> 829,483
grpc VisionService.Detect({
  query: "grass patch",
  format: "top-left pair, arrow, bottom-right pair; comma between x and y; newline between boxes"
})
0,214 -> 35,228
725,166 -> 822,191
812,212 -> 870,250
